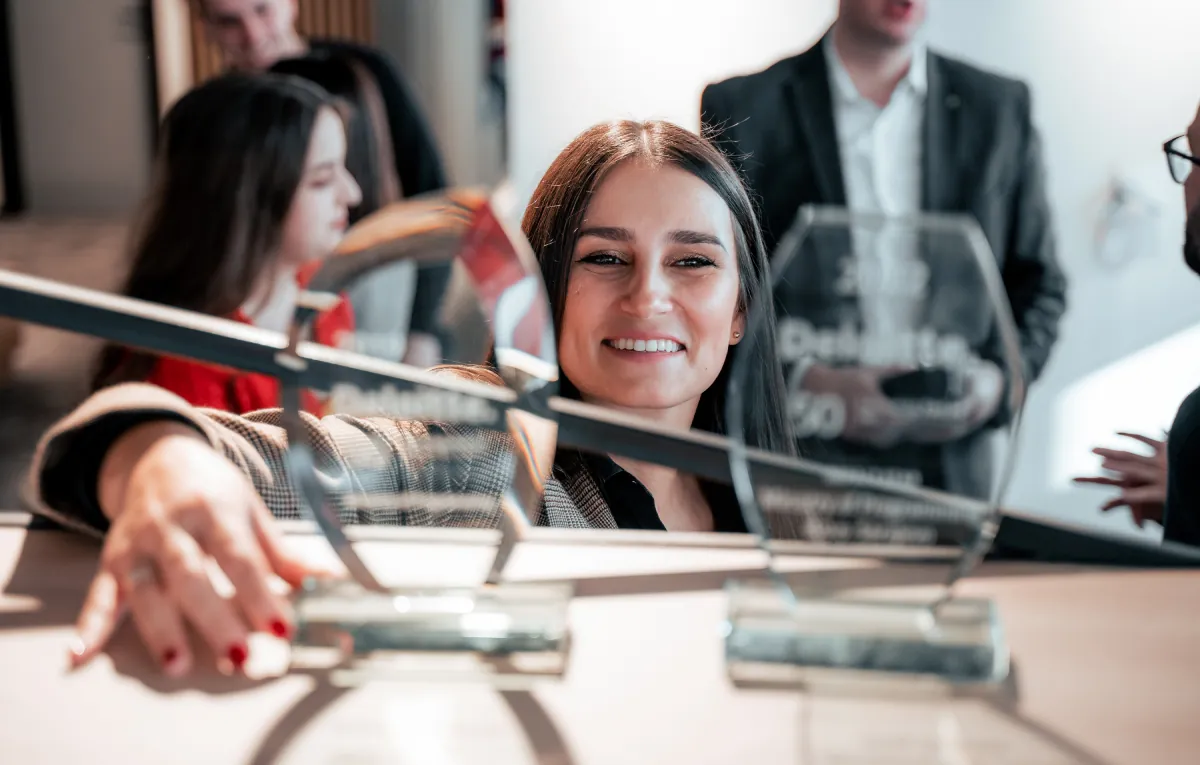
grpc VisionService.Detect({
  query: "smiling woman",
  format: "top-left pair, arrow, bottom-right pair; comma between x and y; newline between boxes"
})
525,121 -> 791,452
519,120 -> 794,531
564,163 -> 743,419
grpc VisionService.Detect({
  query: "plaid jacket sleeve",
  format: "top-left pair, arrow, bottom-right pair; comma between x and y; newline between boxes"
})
26,383 -> 518,536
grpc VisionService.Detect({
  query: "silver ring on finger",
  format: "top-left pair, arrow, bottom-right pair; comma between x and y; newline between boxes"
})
126,563 -> 158,589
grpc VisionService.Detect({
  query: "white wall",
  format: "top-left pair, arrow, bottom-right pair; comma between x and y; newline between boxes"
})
508,0 -> 838,206
10,0 -> 154,216
508,0 -> 1200,539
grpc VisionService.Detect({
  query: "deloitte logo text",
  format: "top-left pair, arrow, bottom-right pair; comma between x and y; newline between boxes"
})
328,383 -> 500,424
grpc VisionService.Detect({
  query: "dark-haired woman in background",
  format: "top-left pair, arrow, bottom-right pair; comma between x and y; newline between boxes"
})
269,51 -> 450,367
33,120 -> 792,676
91,73 -> 361,415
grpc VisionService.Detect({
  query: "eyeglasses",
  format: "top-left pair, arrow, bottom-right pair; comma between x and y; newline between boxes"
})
1164,134 -> 1198,184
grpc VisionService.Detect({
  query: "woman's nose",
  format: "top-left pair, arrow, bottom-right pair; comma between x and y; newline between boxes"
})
340,170 -> 363,207
622,265 -> 672,317
241,19 -> 271,50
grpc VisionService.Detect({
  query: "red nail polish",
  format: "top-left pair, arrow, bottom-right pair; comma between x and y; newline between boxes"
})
228,643 -> 248,668
162,648 -> 178,666
270,619 -> 290,639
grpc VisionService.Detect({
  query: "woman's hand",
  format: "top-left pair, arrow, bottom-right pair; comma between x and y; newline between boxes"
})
1073,431 -> 1168,528
69,421 -> 333,676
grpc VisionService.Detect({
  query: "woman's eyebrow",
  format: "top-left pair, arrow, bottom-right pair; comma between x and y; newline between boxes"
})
578,226 -> 633,242
306,160 -> 338,174
578,227 -> 726,251
669,229 -> 726,250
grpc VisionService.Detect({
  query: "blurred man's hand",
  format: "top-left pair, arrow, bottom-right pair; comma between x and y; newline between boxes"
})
904,360 -> 1005,444
801,363 -> 911,449
1073,431 -> 1167,528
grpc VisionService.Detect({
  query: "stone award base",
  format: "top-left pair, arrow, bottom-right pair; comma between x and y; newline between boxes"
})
290,578 -> 573,687
724,579 -> 1009,689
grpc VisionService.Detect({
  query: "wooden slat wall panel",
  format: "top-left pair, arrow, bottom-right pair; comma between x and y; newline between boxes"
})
188,0 -> 375,85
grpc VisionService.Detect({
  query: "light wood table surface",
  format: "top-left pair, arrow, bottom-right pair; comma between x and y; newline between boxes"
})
2,512 -> 1198,764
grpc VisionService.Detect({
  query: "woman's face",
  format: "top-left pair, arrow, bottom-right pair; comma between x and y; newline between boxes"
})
558,160 -> 744,422
279,107 -> 362,267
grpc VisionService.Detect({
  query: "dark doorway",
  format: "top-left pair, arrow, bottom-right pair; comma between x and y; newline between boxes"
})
139,0 -> 162,151
0,0 -> 25,216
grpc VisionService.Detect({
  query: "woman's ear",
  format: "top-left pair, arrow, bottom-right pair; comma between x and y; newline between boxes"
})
730,309 -> 746,345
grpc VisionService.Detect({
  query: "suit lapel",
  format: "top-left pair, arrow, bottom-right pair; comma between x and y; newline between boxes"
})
775,42 -> 857,328
784,44 -> 846,206
922,51 -> 963,212
920,53 -> 987,337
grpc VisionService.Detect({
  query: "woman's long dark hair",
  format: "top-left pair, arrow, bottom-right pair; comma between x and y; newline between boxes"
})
521,120 -> 793,458
91,72 -> 341,391
269,52 -> 400,223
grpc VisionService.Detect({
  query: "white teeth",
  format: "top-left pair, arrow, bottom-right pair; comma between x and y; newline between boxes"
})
610,338 -> 681,353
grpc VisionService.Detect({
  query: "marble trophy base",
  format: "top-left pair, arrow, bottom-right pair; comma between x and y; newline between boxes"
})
724,579 -> 1009,690
290,578 -> 573,687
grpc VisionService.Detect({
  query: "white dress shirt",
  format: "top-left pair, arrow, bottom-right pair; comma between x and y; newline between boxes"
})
822,34 -> 928,344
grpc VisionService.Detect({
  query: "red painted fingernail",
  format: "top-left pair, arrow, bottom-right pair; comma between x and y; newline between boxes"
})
270,619 -> 290,639
67,635 -> 88,669
228,643 -> 248,668
162,647 -> 179,666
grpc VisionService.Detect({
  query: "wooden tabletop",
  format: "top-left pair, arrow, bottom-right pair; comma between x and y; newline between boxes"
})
2,512 -> 1198,765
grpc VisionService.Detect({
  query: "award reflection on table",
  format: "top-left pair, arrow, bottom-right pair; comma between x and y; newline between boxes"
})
725,206 -> 1025,688
276,190 -> 570,685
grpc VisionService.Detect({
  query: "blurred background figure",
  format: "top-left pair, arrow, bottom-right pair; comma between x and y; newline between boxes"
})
91,73 -> 360,414
269,52 -> 446,365
1077,102 -> 1200,547
195,0 -> 443,196
195,0 -> 449,365
700,0 -> 1067,500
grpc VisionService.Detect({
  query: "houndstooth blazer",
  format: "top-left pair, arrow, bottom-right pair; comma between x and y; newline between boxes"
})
26,383 -> 621,538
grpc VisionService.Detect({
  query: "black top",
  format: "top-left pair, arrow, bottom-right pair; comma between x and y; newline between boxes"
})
306,39 -> 450,337
559,448 -> 748,533
1165,385 -> 1200,547
308,39 -> 445,198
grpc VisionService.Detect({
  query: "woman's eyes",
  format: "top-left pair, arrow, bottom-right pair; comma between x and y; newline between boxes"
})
673,255 -> 717,269
575,252 -> 718,269
577,252 -> 626,266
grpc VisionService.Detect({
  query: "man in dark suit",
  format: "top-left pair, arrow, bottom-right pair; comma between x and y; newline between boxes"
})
195,0 -> 445,200
701,0 -> 1067,499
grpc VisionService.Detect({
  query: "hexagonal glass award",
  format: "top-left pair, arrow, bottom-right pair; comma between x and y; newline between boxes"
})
725,206 -> 1026,688
276,189 -> 568,684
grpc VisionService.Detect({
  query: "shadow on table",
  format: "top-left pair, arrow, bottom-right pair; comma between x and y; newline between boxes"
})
786,663 -> 1114,765
542,558 -> 1103,600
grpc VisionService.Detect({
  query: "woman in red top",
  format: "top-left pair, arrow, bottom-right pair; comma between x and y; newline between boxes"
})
91,73 -> 363,414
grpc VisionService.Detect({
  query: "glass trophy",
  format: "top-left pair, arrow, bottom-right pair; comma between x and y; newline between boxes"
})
725,206 -> 1026,688
275,189 -> 568,684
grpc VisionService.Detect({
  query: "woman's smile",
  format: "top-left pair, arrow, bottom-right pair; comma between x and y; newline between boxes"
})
601,334 -> 687,362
